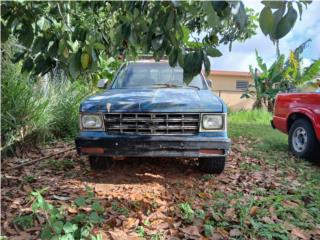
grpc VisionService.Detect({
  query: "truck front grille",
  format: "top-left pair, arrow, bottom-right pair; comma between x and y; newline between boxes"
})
104,113 -> 200,135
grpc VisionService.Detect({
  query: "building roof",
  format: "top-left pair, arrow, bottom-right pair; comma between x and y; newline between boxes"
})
210,70 -> 251,77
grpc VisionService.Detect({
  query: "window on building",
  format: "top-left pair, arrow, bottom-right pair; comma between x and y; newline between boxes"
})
236,80 -> 249,90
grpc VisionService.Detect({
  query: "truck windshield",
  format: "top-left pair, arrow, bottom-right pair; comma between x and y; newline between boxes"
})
112,63 -> 207,90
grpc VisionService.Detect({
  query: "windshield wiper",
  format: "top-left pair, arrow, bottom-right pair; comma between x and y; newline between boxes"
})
152,83 -> 200,90
152,83 -> 181,88
185,85 -> 200,90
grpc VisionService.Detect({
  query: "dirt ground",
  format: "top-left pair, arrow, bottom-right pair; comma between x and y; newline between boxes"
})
1,138 -> 320,239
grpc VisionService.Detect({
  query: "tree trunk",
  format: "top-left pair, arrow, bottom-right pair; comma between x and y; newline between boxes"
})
267,100 -> 274,112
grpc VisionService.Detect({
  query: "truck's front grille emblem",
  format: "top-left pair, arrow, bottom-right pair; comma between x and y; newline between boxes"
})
104,113 -> 200,135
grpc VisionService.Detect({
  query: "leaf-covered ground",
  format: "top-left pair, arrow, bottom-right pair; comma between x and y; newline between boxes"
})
1,123 -> 320,240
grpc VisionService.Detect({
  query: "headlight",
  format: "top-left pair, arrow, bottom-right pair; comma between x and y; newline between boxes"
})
202,114 -> 224,130
81,114 -> 103,129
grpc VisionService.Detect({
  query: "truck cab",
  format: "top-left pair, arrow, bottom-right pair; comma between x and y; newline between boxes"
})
75,61 -> 231,173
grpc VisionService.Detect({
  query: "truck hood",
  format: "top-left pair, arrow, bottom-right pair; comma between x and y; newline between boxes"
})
80,88 -> 224,113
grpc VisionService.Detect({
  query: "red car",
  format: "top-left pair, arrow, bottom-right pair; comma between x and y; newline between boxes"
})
272,93 -> 320,160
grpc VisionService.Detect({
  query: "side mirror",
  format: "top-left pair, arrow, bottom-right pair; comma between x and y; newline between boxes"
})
97,79 -> 109,89
207,79 -> 212,88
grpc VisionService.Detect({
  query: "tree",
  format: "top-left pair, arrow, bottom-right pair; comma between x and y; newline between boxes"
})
1,1 -> 311,82
242,40 -> 320,112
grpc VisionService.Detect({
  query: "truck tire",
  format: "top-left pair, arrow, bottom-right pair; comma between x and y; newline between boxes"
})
89,156 -> 112,170
199,157 -> 226,174
289,119 -> 319,160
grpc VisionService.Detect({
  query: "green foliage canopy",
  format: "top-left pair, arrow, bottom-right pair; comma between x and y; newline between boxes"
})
1,1 -> 311,82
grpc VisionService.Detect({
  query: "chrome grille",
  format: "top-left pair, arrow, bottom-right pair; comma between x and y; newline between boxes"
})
105,113 -> 200,135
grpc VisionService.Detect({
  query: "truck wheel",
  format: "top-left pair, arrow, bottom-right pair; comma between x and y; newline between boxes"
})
89,156 -> 112,170
199,157 -> 226,174
289,119 -> 318,160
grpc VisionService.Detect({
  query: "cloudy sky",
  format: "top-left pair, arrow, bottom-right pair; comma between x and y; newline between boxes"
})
210,0 -> 320,72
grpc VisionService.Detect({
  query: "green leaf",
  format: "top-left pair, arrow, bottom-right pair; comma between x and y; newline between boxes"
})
151,35 -> 164,51
178,49 -> 185,68
203,54 -> 211,75
12,49 -> 26,63
41,225 -> 53,240
212,1 -> 228,13
92,201 -> 104,214
37,17 -> 50,31
48,40 -> 59,57
81,52 -> 90,70
72,213 -> 87,223
259,6 -> 273,36
32,37 -> 47,55
206,47 -> 222,57
262,1 -> 285,9
233,2 -> 247,29
166,10 -> 175,29
274,6 -> 298,39
93,42 -> 105,50
204,224 -> 213,237
18,23 -> 34,48
169,48 -> 178,67
204,2 -> 219,28
52,221 -> 64,235
74,196 -> 86,207
88,212 -> 103,224
63,222 -> 78,234
270,5 -> 286,39
21,57 -> 34,73
183,51 -> 203,85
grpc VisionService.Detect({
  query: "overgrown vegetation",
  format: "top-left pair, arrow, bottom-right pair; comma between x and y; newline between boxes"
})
242,40 -> 320,111
1,42 -> 94,155
16,187 -> 105,239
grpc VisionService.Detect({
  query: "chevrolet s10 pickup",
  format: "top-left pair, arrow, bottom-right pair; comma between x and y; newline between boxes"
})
75,61 -> 231,173
272,92 -> 320,160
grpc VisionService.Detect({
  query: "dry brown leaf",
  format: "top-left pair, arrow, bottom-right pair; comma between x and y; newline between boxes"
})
123,217 -> 139,230
67,207 -> 78,214
23,184 -> 33,193
229,228 -> 241,237
180,225 -> 201,238
108,229 -> 130,240
225,208 -> 237,221
291,228 -> 309,240
249,206 -> 259,216
269,206 -> 278,221
209,233 -> 224,240
215,227 -> 229,237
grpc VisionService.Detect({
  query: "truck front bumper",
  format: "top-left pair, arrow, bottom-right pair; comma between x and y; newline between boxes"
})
75,133 -> 231,158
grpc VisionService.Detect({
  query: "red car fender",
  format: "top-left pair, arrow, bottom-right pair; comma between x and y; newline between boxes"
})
287,107 -> 320,141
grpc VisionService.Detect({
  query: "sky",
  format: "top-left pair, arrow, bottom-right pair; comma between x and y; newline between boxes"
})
210,0 -> 320,72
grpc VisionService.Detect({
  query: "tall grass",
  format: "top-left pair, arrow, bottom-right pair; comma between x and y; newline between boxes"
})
228,109 -> 272,125
1,48 -> 92,154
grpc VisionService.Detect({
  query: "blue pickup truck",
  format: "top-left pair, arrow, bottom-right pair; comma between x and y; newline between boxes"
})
75,60 -> 231,173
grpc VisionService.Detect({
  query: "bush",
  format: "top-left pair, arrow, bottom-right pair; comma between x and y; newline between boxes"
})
1,43 -> 93,154
1,59 -> 53,150
46,81 -> 92,139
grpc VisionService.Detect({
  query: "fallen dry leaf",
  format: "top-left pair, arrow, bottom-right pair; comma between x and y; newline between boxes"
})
229,228 -> 241,237
249,206 -> 259,216
291,228 -> 309,240
180,225 -> 201,238
108,229 -> 139,240
123,217 -> 139,229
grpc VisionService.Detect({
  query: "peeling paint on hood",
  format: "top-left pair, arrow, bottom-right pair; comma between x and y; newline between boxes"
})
80,88 -> 224,113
